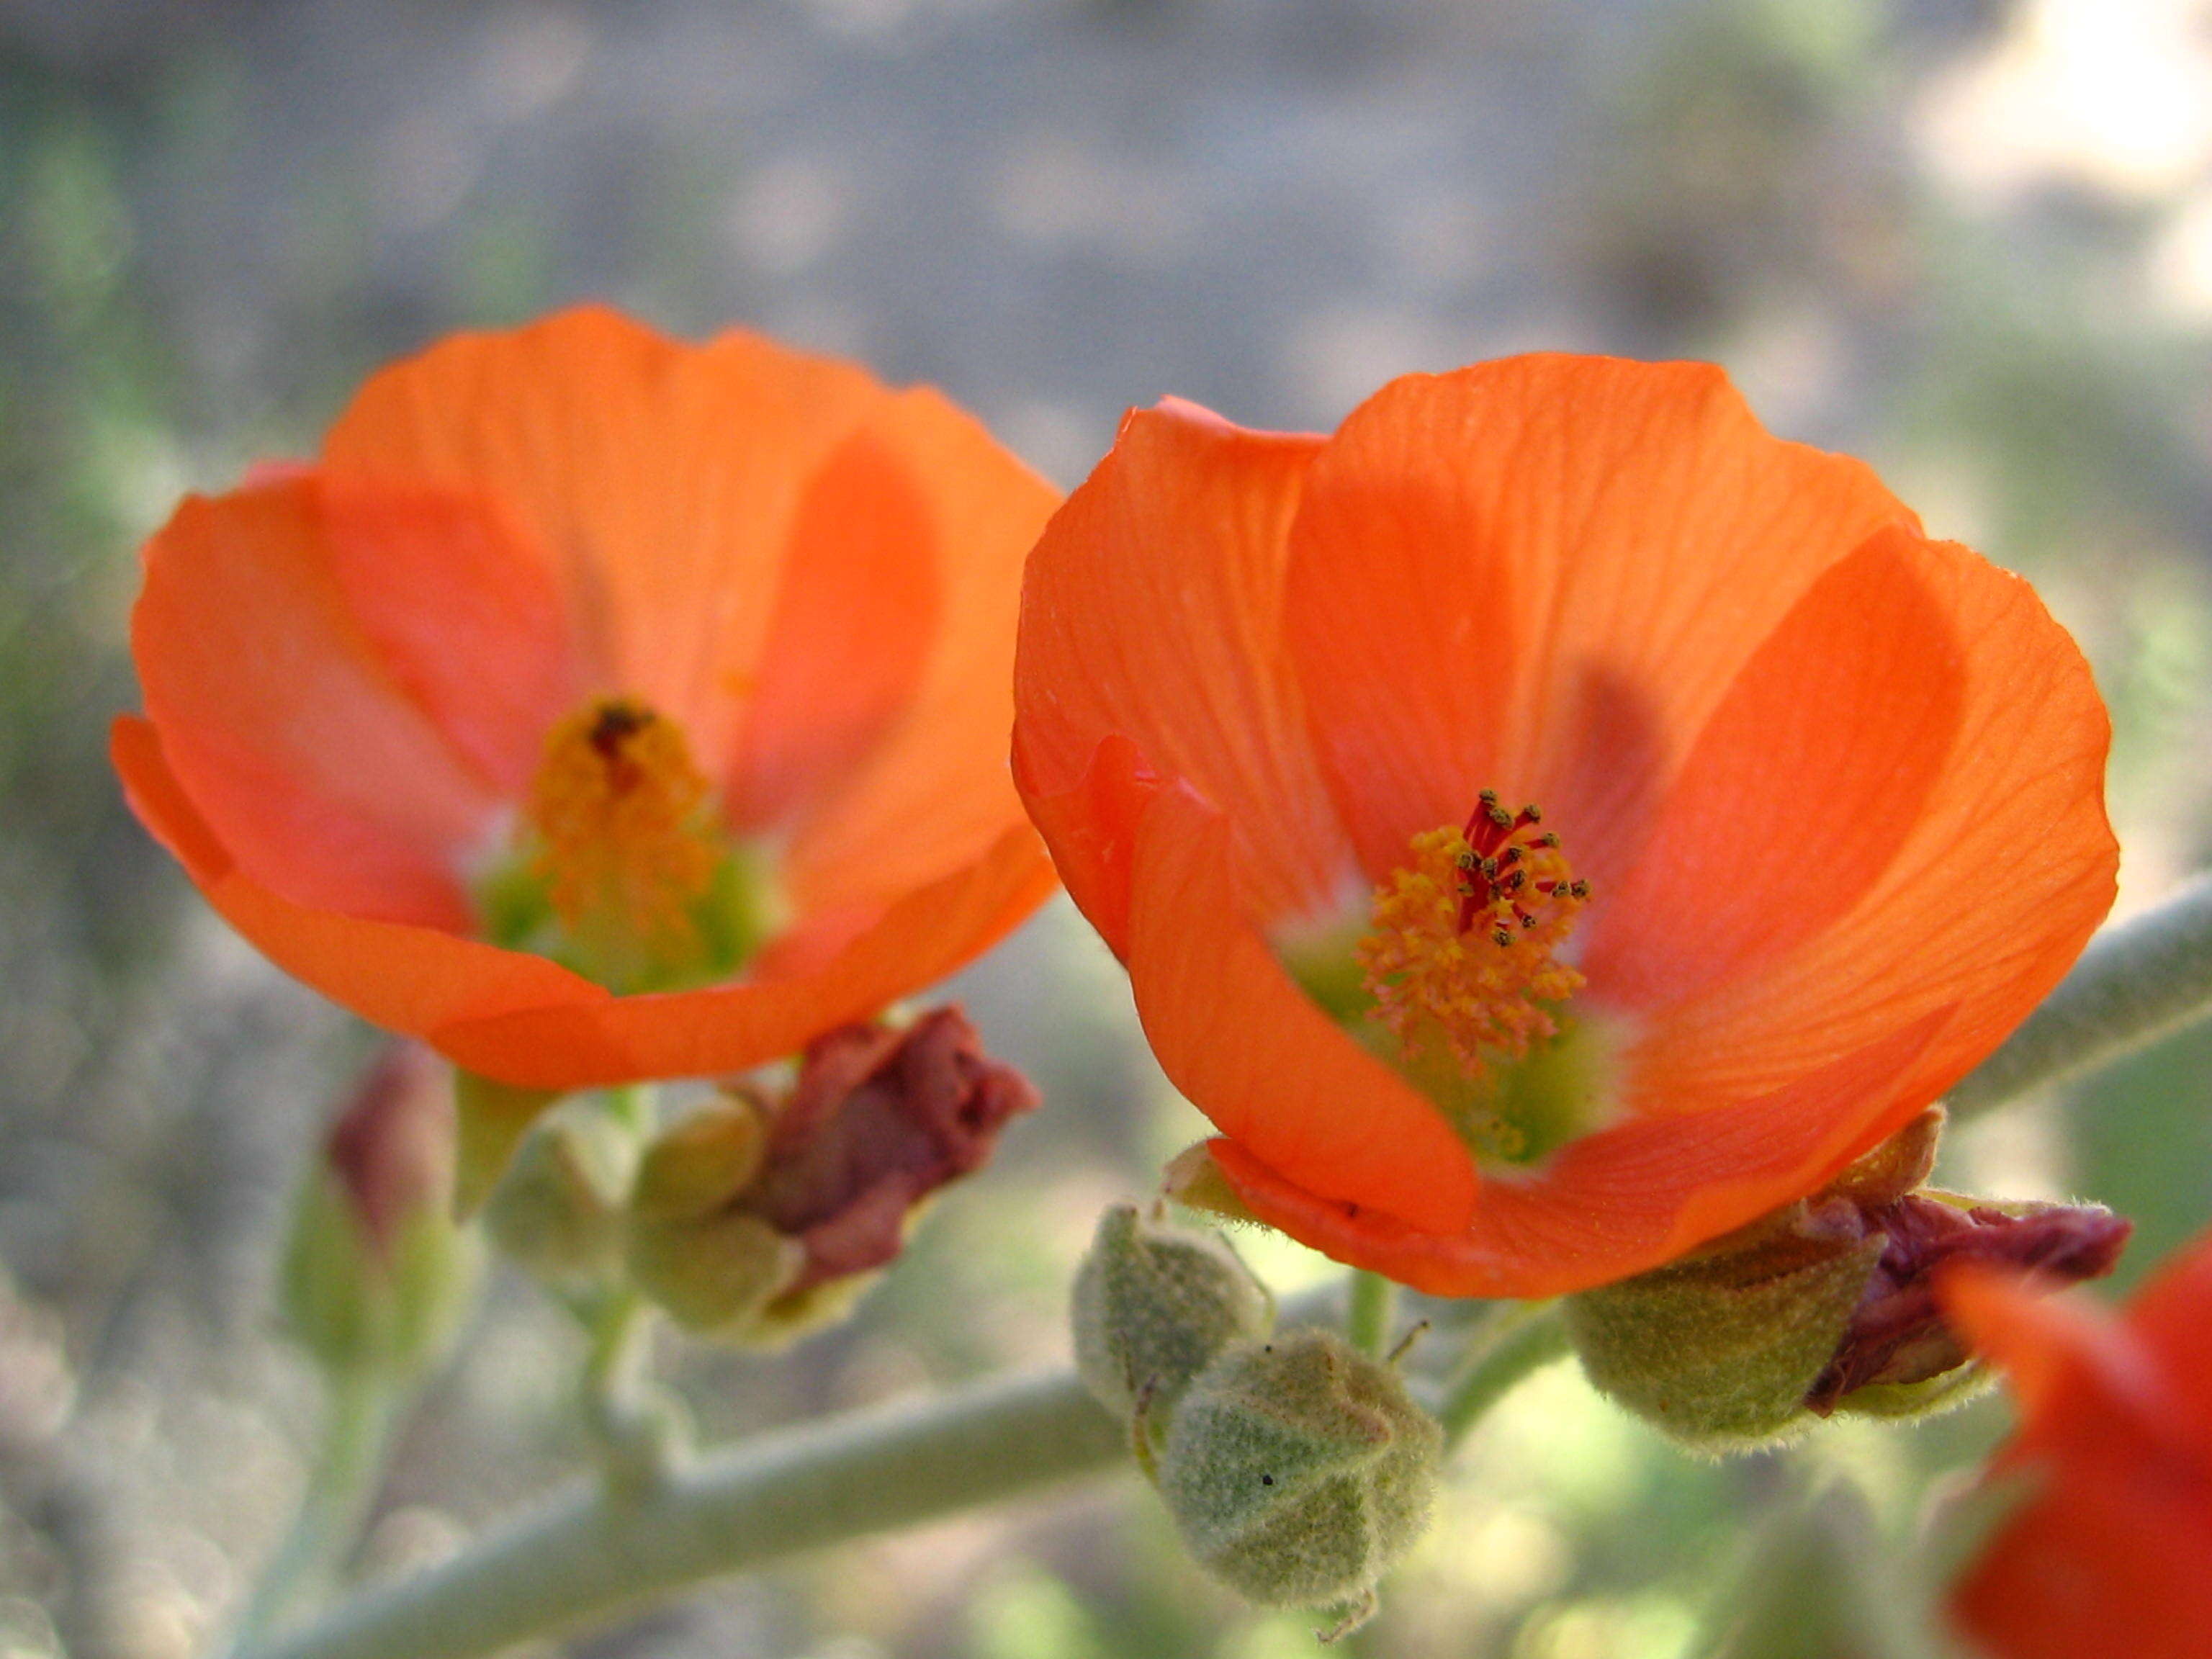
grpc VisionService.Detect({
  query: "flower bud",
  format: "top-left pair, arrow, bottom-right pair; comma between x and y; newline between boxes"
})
626,1097 -> 804,1335
282,1046 -> 475,1377
626,1007 -> 1038,1344
1156,1329 -> 1442,1629
1564,1112 -> 2131,1452
1070,1203 -> 1274,1424
480,1105 -> 634,1291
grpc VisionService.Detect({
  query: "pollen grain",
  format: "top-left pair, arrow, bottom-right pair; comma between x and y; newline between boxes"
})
1355,793 -> 1591,1077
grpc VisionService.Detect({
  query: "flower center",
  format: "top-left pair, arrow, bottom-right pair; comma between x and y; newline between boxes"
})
1353,793 -> 1599,1162
518,697 -> 724,992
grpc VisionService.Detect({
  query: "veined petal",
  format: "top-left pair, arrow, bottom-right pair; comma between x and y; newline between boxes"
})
1582,527 -> 1969,1014
1209,1007 -> 1947,1298
1125,782 -> 1477,1235
431,824 -> 1056,1089
1013,399 -> 1353,938
1618,529 -> 2116,1123
1285,356 -> 1916,889
719,424 -> 941,835
132,475 -> 574,927
780,388 -> 1063,918
119,714 -> 1051,1091
322,306 -> 889,765
114,715 -> 603,1032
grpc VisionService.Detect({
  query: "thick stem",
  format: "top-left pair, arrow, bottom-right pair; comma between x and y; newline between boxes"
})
243,1368 -> 1125,1659
1345,1269 -> 1398,1360
1948,873 -> 2212,1121
1436,1302 -> 1568,1449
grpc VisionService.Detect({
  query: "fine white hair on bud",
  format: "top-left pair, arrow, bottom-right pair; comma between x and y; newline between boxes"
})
1070,1204 -> 1275,1427
1154,1328 -> 1442,1633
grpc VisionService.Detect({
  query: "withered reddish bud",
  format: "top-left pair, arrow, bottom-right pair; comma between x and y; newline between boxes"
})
1804,1195 -> 2131,1415
325,1044 -> 454,1261
739,1007 -> 1040,1295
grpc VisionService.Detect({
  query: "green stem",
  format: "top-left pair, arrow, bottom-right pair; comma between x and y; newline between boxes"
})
1345,1269 -> 1397,1360
577,1292 -> 683,1494
1948,873 -> 2212,1120
242,1367 -> 1125,1659
1436,1301 -> 1568,1448
225,1369 -> 399,1650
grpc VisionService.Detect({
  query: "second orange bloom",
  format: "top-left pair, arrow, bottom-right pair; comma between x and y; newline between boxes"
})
1012,356 -> 2117,1298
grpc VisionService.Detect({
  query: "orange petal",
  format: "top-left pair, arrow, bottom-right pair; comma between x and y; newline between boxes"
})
120,714 -> 1053,1089
1209,1006 -> 1948,1298
1582,526 -> 1967,1014
114,716 -> 606,1035
430,823 -> 1058,1088
778,388 -> 1064,917
1943,1241 -> 2212,1659
132,475 -> 572,927
1618,529 -> 2116,1123
1012,733 -> 1161,963
1939,1265 -> 2142,1430
2118,1227 -> 2212,1438
1124,782 -> 1478,1235
322,307 -> 889,765
719,425 -> 940,833
1949,1454 -> 2212,1659
1012,399 -> 1354,932
1283,356 -> 1916,888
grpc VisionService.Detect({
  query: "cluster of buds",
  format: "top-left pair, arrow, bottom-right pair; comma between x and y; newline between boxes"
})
1564,1110 -> 2131,1452
484,1007 -> 1039,1345
1071,1205 -> 1442,1639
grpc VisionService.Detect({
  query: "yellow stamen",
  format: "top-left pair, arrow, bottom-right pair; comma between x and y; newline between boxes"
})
1354,804 -> 1591,1080
524,697 -> 719,989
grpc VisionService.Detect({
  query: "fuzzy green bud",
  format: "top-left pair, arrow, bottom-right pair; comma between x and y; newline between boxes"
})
480,1105 -> 634,1291
1563,1223 -> 1889,1453
1071,1204 -> 1274,1425
1564,1110 -> 2131,1452
1156,1329 -> 1442,1629
626,1098 -> 806,1339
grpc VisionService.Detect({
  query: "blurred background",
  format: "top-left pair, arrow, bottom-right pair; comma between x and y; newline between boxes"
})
5,1 -> 2212,1655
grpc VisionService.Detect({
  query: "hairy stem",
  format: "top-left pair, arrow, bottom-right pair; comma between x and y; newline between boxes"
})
244,1368 -> 1124,1659
1948,873 -> 2212,1120
1346,1269 -> 1398,1360
1437,1301 -> 1568,1449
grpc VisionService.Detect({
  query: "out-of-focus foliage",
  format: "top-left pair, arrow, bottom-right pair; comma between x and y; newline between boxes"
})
4,2 -> 2212,1657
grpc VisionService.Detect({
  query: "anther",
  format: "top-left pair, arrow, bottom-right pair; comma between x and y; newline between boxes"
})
1491,927 -> 1514,948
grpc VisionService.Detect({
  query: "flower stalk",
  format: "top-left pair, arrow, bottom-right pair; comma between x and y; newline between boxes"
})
1345,1269 -> 1398,1360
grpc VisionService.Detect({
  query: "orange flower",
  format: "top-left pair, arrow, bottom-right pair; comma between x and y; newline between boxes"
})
1012,356 -> 2116,1298
117,308 -> 1059,1092
1941,1229 -> 2212,1659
